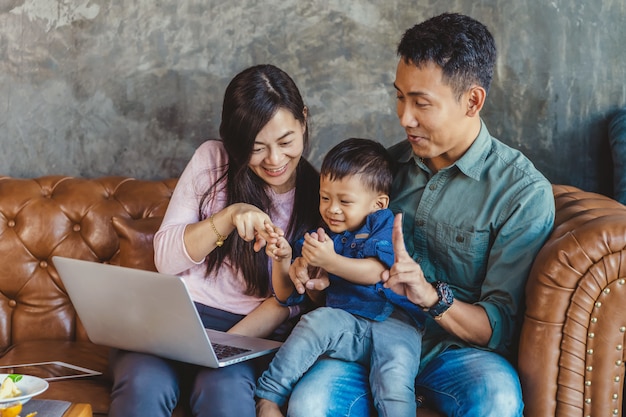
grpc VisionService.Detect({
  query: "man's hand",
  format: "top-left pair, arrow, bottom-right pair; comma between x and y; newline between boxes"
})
288,256 -> 330,293
382,213 -> 437,307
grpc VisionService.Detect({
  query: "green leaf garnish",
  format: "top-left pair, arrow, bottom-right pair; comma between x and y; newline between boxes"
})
7,374 -> 22,383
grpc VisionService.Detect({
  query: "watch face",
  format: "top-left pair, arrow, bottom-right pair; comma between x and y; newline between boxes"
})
428,281 -> 454,318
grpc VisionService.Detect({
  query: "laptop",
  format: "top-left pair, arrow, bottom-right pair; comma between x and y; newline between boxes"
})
52,256 -> 283,368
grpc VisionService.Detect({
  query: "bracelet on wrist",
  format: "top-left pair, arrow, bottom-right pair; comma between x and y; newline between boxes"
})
422,281 -> 454,320
209,214 -> 227,247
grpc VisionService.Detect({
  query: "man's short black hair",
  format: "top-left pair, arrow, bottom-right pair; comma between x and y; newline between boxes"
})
397,12 -> 497,100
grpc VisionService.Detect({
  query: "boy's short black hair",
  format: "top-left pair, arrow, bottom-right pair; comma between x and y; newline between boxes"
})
320,138 -> 396,194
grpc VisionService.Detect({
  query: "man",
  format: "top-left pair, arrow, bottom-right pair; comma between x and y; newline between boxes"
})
283,12 -> 555,416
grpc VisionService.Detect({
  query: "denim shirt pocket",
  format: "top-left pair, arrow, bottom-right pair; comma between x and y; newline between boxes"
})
342,235 -> 365,259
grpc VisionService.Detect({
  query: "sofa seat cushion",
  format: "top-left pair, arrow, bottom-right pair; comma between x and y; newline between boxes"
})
0,340 -> 111,414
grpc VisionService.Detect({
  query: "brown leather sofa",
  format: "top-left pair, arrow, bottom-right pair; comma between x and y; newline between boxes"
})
519,185 -> 626,417
0,176 -> 624,417
0,176 -> 177,416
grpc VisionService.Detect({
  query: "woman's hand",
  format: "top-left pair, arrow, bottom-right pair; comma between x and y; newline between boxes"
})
183,203 -> 281,261
228,203 -> 279,250
227,297 -> 289,338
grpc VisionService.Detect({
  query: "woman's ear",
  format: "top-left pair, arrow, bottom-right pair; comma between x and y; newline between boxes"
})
376,194 -> 390,209
301,106 -> 308,133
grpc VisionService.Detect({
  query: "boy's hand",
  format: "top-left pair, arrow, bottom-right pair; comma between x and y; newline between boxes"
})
257,221 -> 284,253
301,227 -> 336,267
266,235 -> 292,261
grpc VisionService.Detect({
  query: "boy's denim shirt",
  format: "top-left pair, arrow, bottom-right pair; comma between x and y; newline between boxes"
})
282,208 -> 427,328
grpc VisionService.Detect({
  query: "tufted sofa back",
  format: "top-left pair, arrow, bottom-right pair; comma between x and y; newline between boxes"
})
520,185 -> 626,417
0,176 -> 177,353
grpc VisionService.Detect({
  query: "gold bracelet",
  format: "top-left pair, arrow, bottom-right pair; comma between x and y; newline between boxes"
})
209,214 -> 227,247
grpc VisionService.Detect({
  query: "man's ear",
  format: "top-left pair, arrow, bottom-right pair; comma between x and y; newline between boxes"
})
466,86 -> 486,117
376,194 -> 390,209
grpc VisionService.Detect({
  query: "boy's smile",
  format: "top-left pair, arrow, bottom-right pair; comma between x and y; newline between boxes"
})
319,174 -> 388,233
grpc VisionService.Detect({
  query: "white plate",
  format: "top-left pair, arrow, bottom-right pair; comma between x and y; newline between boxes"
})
0,374 -> 49,406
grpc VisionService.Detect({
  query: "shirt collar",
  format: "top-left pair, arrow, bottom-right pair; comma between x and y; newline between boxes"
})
327,210 -> 386,240
454,120 -> 491,181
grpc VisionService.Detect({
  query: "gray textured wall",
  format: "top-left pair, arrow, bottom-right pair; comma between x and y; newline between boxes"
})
1,0 -> 625,196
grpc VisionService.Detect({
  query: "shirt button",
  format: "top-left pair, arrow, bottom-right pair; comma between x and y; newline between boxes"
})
429,184 -> 437,191
341,237 -> 347,243
350,243 -> 356,248
417,220 -> 425,227
456,235 -> 465,243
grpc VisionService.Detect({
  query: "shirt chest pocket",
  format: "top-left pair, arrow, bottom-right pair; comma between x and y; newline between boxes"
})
434,223 -> 491,286
336,236 -> 365,256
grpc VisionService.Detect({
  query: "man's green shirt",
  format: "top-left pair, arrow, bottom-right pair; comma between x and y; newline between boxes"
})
388,121 -> 555,371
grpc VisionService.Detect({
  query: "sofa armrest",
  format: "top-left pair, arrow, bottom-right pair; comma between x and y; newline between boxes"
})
519,185 -> 626,417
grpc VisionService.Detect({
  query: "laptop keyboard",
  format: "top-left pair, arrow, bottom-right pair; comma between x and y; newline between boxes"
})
211,342 -> 252,359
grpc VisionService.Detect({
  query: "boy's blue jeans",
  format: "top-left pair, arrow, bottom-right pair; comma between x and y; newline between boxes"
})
287,347 -> 523,417
256,307 -> 423,417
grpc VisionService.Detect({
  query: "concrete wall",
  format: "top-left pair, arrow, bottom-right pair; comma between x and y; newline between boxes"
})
1,0 -> 624,196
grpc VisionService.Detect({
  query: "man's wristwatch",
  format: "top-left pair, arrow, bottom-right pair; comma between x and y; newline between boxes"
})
423,281 -> 454,320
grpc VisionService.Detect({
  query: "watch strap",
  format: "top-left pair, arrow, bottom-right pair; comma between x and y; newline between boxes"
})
423,281 -> 454,319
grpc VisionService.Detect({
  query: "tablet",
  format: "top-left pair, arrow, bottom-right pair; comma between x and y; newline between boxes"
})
0,361 -> 102,381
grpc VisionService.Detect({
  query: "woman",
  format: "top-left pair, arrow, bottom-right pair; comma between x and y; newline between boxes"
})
108,64 -> 320,417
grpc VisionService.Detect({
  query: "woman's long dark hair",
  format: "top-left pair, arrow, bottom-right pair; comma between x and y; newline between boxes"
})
200,64 -> 320,297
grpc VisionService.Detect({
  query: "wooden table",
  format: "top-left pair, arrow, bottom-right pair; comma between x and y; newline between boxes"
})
64,403 -> 93,417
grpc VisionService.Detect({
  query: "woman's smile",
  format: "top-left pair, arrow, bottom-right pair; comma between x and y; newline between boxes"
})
263,164 -> 288,177
248,108 -> 306,193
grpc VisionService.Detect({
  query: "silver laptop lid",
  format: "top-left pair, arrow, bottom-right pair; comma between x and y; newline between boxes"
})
53,256 -> 281,368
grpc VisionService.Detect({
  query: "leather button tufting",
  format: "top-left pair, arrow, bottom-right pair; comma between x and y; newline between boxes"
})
73,224 -> 81,232
7,220 -> 15,227
8,300 -> 16,308
40,260 -> 48,268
